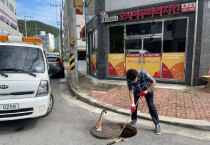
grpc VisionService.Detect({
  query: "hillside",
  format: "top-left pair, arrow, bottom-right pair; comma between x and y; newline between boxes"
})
17,19 -> 60,37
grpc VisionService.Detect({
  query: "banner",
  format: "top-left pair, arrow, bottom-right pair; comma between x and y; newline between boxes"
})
91,54 -> 96,74
162,53 -> 185,79
125,53 -> 161,78
75,0 -> 83,15
143,54 -> 161,78
109,54 -> 124,76
0,8 -> 17,30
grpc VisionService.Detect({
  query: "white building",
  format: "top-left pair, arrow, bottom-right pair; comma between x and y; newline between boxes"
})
54,37 -> 61,49
0,0 -> 19,35
36,31 -> 55,50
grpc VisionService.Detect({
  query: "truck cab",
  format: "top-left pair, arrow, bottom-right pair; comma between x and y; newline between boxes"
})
0,35 -> 54,121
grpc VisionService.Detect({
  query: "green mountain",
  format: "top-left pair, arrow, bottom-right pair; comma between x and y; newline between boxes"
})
17,19 -> 60,37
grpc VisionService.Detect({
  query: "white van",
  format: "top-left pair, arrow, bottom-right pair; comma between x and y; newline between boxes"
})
0,36 -> 54,121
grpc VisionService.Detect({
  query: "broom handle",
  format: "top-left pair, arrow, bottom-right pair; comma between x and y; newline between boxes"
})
117,95 -> 143,138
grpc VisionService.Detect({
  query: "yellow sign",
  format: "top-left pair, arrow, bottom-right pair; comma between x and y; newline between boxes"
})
109,54 -> 124,76
125,53 -> 161,78
162,53 -> 185,79
91,54 -> 96,73
75,0 -> 83,15
70,38 -> 75,46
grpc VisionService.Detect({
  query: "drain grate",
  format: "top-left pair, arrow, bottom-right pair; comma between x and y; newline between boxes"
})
92,123 -> 121,139
92,123 -> 137,139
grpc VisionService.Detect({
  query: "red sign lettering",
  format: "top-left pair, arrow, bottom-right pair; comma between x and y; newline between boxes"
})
119,3 -> 187,21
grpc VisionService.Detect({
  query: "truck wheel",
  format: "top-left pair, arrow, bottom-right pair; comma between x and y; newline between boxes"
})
44,93 -> 54,116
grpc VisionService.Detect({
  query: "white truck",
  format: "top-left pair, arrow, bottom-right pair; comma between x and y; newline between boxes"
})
0,35 -> 54,121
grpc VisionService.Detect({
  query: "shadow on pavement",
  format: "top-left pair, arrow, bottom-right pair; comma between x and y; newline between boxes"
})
0,118 -> 39,134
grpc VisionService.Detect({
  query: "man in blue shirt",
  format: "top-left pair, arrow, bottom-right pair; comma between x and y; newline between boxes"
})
127,69 -> 161,135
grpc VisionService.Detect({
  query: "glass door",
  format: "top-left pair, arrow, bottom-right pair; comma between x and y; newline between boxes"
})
125,35 -> 162,78
142,36 -> 162,78
125,36 -> 143,72
125,21 -> 162,77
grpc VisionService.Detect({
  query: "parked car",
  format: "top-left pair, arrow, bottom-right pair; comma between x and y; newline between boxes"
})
0,35 -> 54,121
47,56 -> 65,78
46,53 -> 59,57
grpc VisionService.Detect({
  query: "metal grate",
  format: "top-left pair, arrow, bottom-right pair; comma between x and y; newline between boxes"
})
0,108 -> 33,118
92,123 -> 122,139
0,108 -> 33,114
0,112 -> 33,118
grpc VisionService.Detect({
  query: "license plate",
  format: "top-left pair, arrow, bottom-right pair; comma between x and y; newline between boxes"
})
0,104 -> 19,111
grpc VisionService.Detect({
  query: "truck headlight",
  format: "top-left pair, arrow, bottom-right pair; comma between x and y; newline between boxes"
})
36,80 -> 49,97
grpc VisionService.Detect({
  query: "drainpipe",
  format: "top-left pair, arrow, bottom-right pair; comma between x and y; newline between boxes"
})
191,0 -> 199,86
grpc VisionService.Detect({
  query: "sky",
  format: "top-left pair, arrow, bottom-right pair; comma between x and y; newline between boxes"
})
16,0 -> 61,28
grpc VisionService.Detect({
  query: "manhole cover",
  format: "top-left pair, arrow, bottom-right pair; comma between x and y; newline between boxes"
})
91,123 -> 121,139
118,124 -> 137,138
91,123 -> 137,139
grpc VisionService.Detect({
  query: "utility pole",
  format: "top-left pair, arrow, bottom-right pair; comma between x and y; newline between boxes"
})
57,21 -> 61,54
60,0 -> 63,58
50,0 -> 60,24
35,24 -> 37,36
51,0 -> 63,57
73,0 -> 78,84
24,11 -> 33,37
66,0 -> 78,84
67,0 -> 75,84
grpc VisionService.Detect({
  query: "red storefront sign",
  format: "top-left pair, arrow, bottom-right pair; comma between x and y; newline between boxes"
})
119,3 -> 180,21
182,3 -> 196,12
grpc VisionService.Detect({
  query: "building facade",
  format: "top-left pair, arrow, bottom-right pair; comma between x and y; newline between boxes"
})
54,36 -> 61,50
0,0 -> 19,35
36,31 -> 55,50
85,0 -> 210,86
63,0 -> 86,60
77,15 -> 86,60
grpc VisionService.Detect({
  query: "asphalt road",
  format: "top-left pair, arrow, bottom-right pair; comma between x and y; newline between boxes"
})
0,78 -> 210,145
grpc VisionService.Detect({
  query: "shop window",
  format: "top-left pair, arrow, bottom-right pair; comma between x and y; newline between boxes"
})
126,22 -> 162,36
9,3 -> 13,12
109,26 -> 124,53
163,19 -> 187,52
126,39 -> 141,53
144,38 -> 161,53
88,31 -> 96,54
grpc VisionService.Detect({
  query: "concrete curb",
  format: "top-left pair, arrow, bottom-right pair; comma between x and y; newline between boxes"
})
65,71 -> 210,131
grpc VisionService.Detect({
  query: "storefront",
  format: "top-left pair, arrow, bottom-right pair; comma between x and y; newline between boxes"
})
108,17 -> 187,80
85,0 -> 210,86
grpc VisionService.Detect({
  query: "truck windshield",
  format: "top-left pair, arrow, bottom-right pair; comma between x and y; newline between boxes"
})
0,45 -> 45,73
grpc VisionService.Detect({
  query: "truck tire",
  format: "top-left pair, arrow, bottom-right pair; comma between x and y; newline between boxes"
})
44,93 -> 54,116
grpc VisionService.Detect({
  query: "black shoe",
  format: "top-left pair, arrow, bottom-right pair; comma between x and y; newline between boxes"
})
129,119 -> 137,126
155,124 -> 161,135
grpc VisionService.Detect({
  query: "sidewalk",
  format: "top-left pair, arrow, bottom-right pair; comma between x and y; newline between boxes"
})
65,64 -> 210,130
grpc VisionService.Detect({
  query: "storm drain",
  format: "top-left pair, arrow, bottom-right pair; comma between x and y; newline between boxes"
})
117,124 -> 137,138
91,123 -> 137,139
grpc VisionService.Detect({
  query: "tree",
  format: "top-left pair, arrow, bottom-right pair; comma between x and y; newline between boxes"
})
53,48 -> 59,53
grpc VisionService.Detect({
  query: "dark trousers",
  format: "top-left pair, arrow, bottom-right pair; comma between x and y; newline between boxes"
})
132,90 -> 159,125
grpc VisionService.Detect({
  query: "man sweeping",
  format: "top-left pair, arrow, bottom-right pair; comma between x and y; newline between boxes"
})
126,69 -> 161,135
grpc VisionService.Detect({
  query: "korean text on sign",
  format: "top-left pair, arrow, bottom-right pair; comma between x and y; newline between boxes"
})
119,3 -> 180,21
